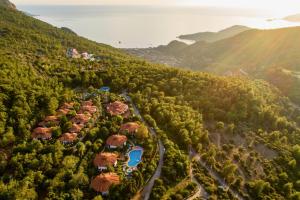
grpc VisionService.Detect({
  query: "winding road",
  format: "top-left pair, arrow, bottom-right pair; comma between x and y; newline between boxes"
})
121,92 -> 165,200
189,148 -> 245,200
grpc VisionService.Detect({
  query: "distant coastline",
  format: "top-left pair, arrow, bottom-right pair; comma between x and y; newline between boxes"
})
284,13 -> 300,22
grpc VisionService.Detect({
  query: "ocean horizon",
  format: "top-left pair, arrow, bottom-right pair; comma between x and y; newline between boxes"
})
18,5 -> 300,48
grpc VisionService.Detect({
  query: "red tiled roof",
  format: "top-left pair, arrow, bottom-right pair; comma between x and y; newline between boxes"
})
61,102 -> 74,109
59,133 -> 77,143
57,108 -> 70,116
38,115 -> 60,126
106,101 -> 129,116
120,122 -> 140,133
106,135 -> 127,147
82,100 -> 93,107
94,152 -> 118,168
91,173 -> 120,193
32,127 -> 52,139
71,114 -> 91,124
69,123 -> 84,133
78,105 -> 97,114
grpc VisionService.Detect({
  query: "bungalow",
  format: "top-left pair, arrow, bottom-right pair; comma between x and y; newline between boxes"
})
69,123 -> 84,133
82,100 -> 93,107
57,108 -> 71,116
32,127 -> 52,140
78,105 -> 97,114
93,152 -> 118,171
61,102 -> 74,109
120,122 -> 140,134
91,173 -> 120,195
38,115 -> 60,127
106,101 -> 129,116
59,133 -> 78,144
106,135 -> 127,149
71,114 -> 91,125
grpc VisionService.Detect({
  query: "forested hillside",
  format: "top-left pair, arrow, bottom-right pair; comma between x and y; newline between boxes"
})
1,2 -> 300,200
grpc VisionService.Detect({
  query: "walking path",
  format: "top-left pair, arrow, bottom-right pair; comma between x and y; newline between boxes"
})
121,92 -> 165,200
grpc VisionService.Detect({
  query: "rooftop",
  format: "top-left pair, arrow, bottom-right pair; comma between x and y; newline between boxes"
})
69,123 -> 84,133
94,152 -> 118,167
120,122 -> 140,133
106,135 -> 127,147
59,133 -> 77,143
71,114 -> 91,124
107,101 -> 129,116
91,173 -> 120,193
32,127 -> 52,139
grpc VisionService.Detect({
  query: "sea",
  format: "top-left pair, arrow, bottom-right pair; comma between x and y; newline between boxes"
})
18,5 -> 300,48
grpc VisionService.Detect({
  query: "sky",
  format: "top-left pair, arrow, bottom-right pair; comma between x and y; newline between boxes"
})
11,0 -> 300,15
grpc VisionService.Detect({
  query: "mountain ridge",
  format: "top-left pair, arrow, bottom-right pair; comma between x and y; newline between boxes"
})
178,25 -> 251,42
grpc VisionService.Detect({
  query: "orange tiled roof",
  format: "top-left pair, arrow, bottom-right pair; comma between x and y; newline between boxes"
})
59,133 -> 77,143
106,101 -> 129,116
94,152 -> 118,167
71,114 -> 91,124
57,108 -> 70,116
106,135 -> 127,147
69,123 -> 84,133
78,105 -> 97,114
91,173 -> 120,192
120,122 -> 140,133
61,102 -> 74,109
32,127 -> 52,139
82,100 -> 93,107
38,115 -> 60,126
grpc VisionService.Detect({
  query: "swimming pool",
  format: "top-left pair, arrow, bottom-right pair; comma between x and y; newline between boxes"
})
127,148 -> 143,168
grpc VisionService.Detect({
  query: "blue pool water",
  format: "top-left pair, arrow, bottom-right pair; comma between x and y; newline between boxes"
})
127,149 -> 143,167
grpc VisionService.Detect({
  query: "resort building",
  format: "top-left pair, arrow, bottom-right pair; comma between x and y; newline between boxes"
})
66,48 -> 80,58
38,115 -> 60,127
120,122 -> 140,134
61,102 -> 74,109
32,127 -> 52,140
71,114 -> 91,125
82,100 -> 93,107
57,108 -> 70,116
81,52 -> 89,59
93,152 -> 118,171
78,105 -> 97,114
59,133 -> 77,144
91,173 -> 120,195
69,123 -> 83,133
106,101 -> 129,116
106,135 -> 127,149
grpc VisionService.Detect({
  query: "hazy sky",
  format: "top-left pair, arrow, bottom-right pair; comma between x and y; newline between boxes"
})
12,0 -> 300,15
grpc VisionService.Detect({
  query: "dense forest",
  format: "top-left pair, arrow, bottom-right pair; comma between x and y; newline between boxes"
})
1,2 -> 300,199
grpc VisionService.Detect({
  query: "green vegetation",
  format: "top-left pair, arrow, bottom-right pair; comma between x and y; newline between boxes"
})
0,2 -> 300,199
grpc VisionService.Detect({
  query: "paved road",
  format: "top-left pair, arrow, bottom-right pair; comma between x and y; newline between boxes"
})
190,148 -> 245,200
187,163 -> 209,200
187,150 -> 209,200
121,92 -> 165,200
